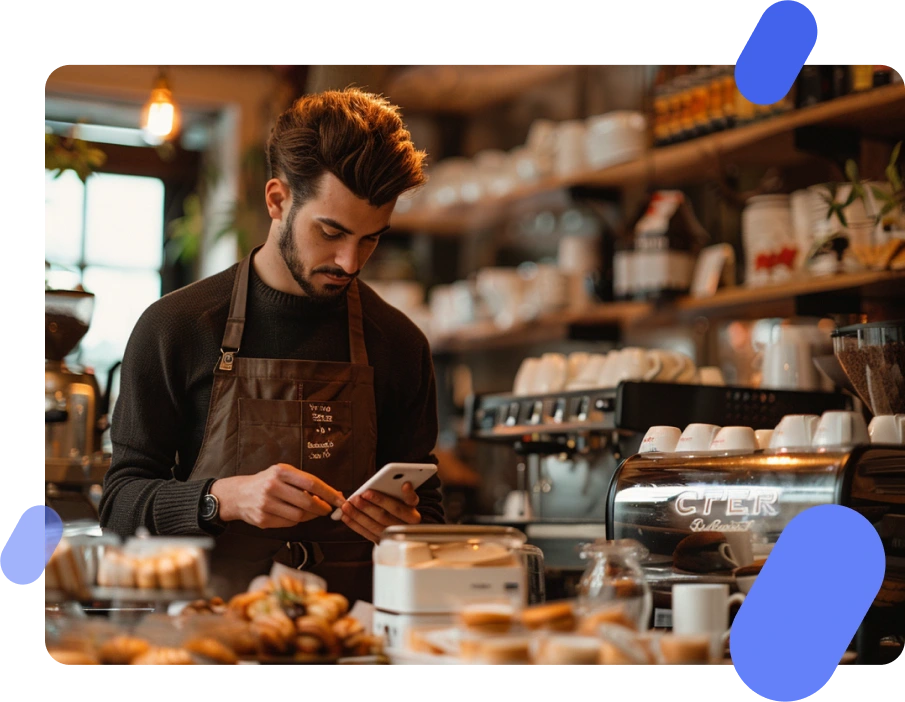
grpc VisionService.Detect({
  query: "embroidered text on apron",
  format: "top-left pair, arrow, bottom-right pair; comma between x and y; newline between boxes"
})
188,249 -> 378,603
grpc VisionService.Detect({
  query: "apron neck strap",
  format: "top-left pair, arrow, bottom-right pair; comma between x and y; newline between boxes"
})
222,247 -> 370,366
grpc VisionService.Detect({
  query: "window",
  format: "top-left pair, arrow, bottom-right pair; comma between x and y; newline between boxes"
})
45,169 -> 165,385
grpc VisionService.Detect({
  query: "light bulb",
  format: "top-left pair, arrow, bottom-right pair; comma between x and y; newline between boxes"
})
141,72 -> 180,145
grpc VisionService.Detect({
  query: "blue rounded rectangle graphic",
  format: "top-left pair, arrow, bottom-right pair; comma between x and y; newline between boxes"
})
731,505 -> 885,701
735,1 -> 818,105
0,506 -> 63,585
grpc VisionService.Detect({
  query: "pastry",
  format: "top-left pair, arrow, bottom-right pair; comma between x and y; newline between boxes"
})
520,601 -> 576,632
48,649 -> 99,665
98,636 -> 151,665
535,635 -> 602,665
135,558 -> 159,589
252,612 -> 296,655
475,636 -> 531,664
458,603 -> 515,634
156,555 -> 180,590
578,606 -> 637,635
131,647 -> 195,665
295,615 -> 340,657
184,637 -> 238,665
227,590 -> 269,620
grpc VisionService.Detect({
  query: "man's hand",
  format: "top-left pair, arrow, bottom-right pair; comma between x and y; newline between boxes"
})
210,464 -> 345,530
339,482 -> 422,543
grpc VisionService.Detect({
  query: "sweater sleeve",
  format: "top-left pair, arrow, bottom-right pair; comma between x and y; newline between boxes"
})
99,302 -> 220,537
376,337 -> 445,525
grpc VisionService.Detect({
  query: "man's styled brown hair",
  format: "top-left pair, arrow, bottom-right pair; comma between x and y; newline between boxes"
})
266,87 -> 427,208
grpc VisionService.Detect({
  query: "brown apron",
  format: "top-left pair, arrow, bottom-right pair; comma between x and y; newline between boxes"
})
188,248 -> 378,603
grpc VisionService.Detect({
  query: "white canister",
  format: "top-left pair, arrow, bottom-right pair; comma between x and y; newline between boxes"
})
741,195 -> 796,286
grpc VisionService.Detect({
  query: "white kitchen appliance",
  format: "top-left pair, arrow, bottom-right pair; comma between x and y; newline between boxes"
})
372,525 -> 530,651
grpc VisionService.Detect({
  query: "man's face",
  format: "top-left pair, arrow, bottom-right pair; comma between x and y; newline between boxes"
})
278,173 -> 395,301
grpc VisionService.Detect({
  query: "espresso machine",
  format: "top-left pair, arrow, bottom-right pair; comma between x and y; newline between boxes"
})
45,288 -> 119,521
465,381 -> 852,597
606,321 -> 905,664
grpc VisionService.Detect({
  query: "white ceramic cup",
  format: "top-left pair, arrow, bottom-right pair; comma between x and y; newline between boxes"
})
566,352 -> 591,386
554,119 -> 589,177
648,350 -> 683,382
722,532 -> 755,568
709,426 -> 758,453
513,357 -> 542,396
672,584 -> 745,660
812,411 -> 870,449
676,424 -> 722,453
769,414 -> 820,451
754,429 -> 774,450
535,353 -> 568,394
639,426 -> 682,453
567,353 -> 609,390
607,347 -> 661,385
869,415 -> 905,444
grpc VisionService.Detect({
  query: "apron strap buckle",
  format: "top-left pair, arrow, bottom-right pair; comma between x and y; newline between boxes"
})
284,541 -> 324,570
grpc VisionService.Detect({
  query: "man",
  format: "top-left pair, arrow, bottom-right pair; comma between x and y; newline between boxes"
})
100,88 -> 444,603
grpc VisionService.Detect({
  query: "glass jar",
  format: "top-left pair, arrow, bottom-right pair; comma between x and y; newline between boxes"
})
576,539 -> 652,631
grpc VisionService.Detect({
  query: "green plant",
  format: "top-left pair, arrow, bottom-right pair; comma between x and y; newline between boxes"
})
167,146 -> 267,264
45,131 -> 107,182
821,141 -> 904,229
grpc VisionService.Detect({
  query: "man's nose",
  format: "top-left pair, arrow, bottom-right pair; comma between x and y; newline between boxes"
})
334,242 -> 359,275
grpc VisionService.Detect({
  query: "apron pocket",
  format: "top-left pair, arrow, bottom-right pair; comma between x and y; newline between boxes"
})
301,400 -> 353,485
237,398 -> 303,476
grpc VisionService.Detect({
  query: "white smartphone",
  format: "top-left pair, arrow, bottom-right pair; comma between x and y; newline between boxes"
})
331,462 -> 438,520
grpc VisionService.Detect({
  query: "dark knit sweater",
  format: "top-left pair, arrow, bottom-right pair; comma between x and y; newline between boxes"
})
99,260 -> 444,537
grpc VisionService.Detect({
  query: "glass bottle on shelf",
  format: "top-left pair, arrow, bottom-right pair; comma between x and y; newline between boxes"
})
707,65 -> 726,132
850,65 -> 874,92
721,67 -> 738,129
691,66 -> 712,137
652,67 -> 672,147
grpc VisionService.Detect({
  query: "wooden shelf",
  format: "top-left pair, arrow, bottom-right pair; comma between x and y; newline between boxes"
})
385,66 -> 577,114
392,85 -> 905,236
430,269 -> 905,354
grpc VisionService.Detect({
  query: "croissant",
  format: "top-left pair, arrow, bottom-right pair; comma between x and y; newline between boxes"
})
183,637 -> 238,665
295,615 -> 340,657
98,636 -> 151,665
252,612 -> 296,656
131,647 -> 195,665
227,591 -> 269,620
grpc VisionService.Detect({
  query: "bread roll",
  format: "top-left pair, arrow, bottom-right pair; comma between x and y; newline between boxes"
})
135,558 -> 158,589
520,601 -> 576,632
98,636 -> 151,665
184,637 -> 238,665
475,636 -> 531,664
459,603 -> 515,634
131,647 -> 195,665
156,555 -> 180,590
536,635 -> 602,665
174,550 -> 200,590
578,605 -> 637,634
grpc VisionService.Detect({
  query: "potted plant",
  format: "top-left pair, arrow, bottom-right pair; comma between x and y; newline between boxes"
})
810,141 -> 904,271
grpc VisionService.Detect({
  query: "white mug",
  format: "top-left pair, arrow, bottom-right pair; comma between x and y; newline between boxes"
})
648,350 -> 684,382
534,353 -> 568,394
769,414 -> 820,451
513,357 -> 542,396
639,426 -> 682,453
761,325 -> 817,391
609,347 -> 662,385
710,426 -> 758,454
868,415 -> 905,445
812,411 -> 870,449
676,424 -> 722,453
754,429 -> 774,450
672,583 -> 745,660
722,532 -> 755,568
566,352 -> 591,386
567,353 -> 608,390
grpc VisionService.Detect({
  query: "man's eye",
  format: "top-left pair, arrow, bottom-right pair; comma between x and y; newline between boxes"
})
321,229 -> 342,240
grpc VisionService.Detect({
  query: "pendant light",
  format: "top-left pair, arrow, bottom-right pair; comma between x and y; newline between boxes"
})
141,67 -> 181,145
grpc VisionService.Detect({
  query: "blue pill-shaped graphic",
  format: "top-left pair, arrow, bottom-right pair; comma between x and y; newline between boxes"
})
735,1 -> 818,105
0,506 -> 63,585
731,505 -> 885,701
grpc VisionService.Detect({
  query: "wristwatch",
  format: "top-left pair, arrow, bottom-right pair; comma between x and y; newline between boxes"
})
200,484 -> 223,528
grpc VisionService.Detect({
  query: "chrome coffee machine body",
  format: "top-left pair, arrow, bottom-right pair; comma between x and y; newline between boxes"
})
45,289 -> 119,522
466,382 -> 851,586
608,445 -> 905,663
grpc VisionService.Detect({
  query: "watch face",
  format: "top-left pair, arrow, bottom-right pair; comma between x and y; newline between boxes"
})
201,494 -> 217,520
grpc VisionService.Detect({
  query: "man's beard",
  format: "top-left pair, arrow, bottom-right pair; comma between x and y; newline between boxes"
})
278,215 -> 356,305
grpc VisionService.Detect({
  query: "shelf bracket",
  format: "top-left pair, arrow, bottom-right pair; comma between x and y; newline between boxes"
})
793,125 -> 861,173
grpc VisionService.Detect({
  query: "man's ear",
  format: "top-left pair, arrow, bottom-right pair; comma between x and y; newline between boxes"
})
264,179 -> 291,220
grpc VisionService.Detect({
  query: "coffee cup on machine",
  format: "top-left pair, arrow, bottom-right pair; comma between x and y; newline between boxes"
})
769,414 -> 820,451
671,583 -> 745,661
709,426 -> 758,454
675,424 -> 722,453
812,411 -> 870,449
639,426 -> 682,454
868,415 -> 905,445
754,429 -> 774,450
